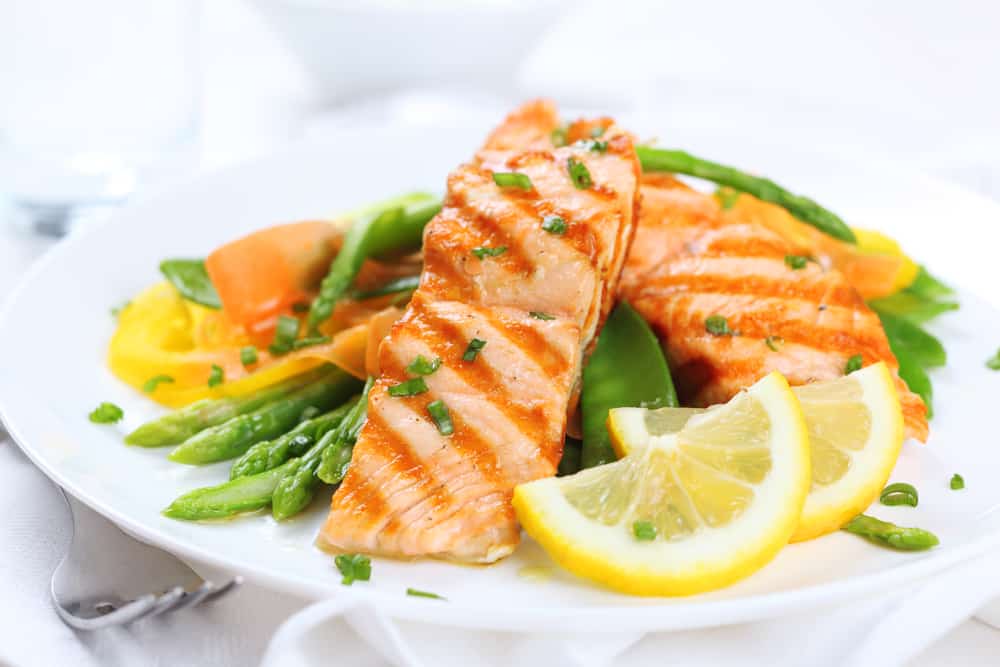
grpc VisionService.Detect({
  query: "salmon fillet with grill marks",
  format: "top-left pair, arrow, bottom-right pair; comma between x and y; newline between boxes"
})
317,101 -> 641,562
622,174 -> 929,442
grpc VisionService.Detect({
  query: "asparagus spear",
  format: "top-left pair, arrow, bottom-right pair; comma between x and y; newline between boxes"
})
271,378 -> 373,520
307,194 -> 441,333
316,378 -> 373,484
125,365 -> 332,447
168,369 -> 361,464
229,398 -> 356,480
163,459 -> 296,520
635,146 -> 856,243
842,514 -> 939,551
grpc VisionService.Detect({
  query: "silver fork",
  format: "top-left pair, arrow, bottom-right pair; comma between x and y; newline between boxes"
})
50,487 -> 242,630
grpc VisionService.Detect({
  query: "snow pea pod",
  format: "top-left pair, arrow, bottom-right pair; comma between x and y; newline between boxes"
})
580,302 -> 677,469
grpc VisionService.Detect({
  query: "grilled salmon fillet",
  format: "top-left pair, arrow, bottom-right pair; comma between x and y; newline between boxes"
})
622,174 -> 928,442
317,101 -> 641,562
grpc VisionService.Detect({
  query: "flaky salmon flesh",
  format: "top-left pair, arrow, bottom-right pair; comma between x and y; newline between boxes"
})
317,100 -> 641,562
621,174 -> 928,442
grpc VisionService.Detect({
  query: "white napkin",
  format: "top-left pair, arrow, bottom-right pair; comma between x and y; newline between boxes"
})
4,430 -> 999,667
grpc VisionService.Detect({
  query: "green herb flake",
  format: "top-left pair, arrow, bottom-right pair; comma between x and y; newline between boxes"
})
986,348 -> 1000,370
159,259 -> 221,309
492,172 -> 533,190
291,301 -> 310,313
714,187 -> 740,210
632,520 -> 657,541
89,402 -> 124,424
471,245 -> 508,260
143,374 -> 175,393
550,125 -> 569,147
406,355 -> 442,376
950,473 -> 965,490
765,335 -> 785,351
784,255 -> 809,270
575,139 -> 608,153
462,338 -> 487,362
427,399 -> 454,436
406,588 -> 445,600
292,335 -> 332,350
567,158 -> 593,189
541,215 -> 567,235
207,364 -> 224,388
335,553 -> 372,586
705,314 -> 733,336
269,315 -> 301,356
240,346 -> 259,367
879,482 -> 919,507
530,311 -> 556,321
845,354 -> 863,374
388,377 -> 429,398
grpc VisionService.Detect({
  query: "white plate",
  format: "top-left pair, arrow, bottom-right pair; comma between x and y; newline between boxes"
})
3,119 -> 1000,634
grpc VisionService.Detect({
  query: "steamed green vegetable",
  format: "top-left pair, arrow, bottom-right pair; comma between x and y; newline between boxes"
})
168,369 -> 361,464
163,460 -> 296,520
159,259 -> 221,309
307,193 -> 441,333
842,514 -> 939,551
580,302 -> 678,468
316,378 -> 374,484
635,146 -> 856,243
229,400 -> 356,479
126,365 -> 333,447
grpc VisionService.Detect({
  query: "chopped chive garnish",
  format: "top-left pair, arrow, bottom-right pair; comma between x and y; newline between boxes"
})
334,554 -> 371,586
765,335 -> 784,351
427,400 -> 454,436
463,338 -> 487,361
143,374 -> 175,393
89,402 -> 124,424
879,482 -> 919,507
240,346 -> 258,366
530,311 -> 556,321
705,315 -> 733,336
541,215 -> 567,235
471,246 -> 507,260
406,355 -> 441,376
269,315 -> 300,355
406,588 -> 445,600
590,126 -> 606,138
575,139 -> 608,153
567,158 -> 592,189
492,172 -> 533,190
111,300 -> 131,319
632,520 -> 657,541
845,354 -> 863,374
207,364 -> 224,388
550,125 -> 568,147
950,473 -> 965,490
714,187 -> 739,210
986,348 -> 1000,370
291,301 -> 310,313
842,514 -> 939,551
388,377 -> 429,397
784,255 -> 809,270
292,335 -> 332,350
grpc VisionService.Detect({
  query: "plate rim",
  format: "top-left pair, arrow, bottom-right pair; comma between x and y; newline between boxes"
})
3,132 -> 1000,632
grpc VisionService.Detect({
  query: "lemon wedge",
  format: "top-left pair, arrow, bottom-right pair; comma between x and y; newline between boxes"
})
609,363 -> 904,543
513,372 -> 810,596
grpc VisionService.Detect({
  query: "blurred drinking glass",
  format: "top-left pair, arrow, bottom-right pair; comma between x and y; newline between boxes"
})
0,1 -> 201,236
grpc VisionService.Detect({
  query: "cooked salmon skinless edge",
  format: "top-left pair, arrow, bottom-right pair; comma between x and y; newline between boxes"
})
317,101 -> 641,562
622,174 -> 929,442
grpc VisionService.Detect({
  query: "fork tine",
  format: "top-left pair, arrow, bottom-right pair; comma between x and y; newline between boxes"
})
172,581 -> 216,613
199,576 -> 242,606
143,586 -> 187,620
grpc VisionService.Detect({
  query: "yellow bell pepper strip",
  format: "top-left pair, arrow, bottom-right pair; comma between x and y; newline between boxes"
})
580,302 -> 678,469
108,281 -> 397,407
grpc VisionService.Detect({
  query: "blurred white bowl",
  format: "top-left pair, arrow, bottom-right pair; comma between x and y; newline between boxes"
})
250,0 -> 570,100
